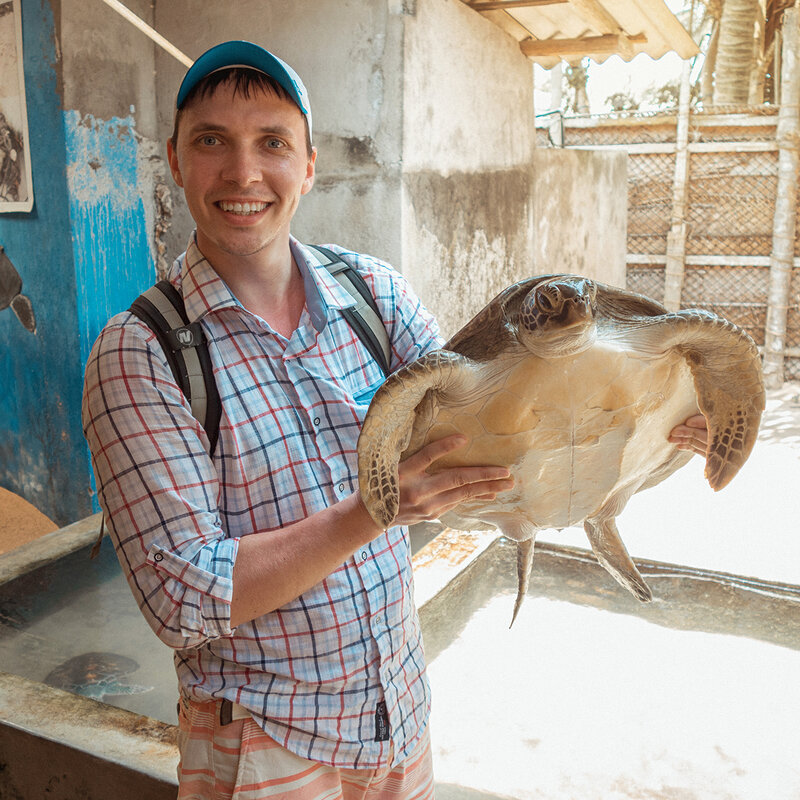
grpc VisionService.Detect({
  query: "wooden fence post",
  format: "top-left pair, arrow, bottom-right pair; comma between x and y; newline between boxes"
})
763,5 -> 800,389
663,60 -> 693,311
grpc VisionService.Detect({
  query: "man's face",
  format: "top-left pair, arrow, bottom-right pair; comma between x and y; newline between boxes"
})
167,80 -> 316,267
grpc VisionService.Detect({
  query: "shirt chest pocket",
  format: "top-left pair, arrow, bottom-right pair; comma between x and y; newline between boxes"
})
352,378 -> 384,410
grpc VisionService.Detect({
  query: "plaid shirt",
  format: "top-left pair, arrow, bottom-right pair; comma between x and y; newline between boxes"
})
82,236 -> 441,768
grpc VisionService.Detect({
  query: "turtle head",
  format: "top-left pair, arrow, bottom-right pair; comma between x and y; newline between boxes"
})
517,276 -> 597,356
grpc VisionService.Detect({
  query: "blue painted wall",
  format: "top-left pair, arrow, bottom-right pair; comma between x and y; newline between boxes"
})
0,0 -> 156,526
66,111 -> 156,374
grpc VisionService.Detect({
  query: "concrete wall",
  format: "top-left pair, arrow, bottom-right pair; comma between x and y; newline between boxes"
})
61,0 -> 168,367
0,0 -> 169,525
0,0 -> 88,526
533,148 -> 628,288
1,0 -> 537,523
401,0 -> 536,338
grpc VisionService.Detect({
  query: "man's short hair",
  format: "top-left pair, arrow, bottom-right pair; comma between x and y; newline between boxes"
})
171,68 -> 313,156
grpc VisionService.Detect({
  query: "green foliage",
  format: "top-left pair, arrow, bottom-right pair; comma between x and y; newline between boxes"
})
605,91 -> 640,112
643,80 -> 701,110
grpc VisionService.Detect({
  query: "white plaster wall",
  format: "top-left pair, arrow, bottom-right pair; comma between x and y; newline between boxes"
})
402,0 -> 535,174
533,148 -> 628,288
400,0 -> 536,338
60,0 -> 158,140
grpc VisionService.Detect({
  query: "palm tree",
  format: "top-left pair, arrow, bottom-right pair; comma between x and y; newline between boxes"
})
713,0 -> 762,104
706,0 -> 793,105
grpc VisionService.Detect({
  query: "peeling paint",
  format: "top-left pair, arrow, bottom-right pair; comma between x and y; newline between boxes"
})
64,110 -> 163,367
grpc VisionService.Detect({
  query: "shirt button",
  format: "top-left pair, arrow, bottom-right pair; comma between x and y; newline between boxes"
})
361,550 -> 368,561
313,417 -> 320,426
154,553 -> 163,562
338,483 -> 345,493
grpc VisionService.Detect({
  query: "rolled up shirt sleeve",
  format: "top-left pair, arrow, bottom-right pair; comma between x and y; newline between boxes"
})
82,314 -> 238,650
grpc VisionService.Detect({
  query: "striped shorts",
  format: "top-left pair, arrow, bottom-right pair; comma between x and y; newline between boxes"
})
176,697 -> 435,800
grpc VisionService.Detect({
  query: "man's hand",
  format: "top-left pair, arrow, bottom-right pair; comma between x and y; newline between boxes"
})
668,414 -> 708,457
392,434 -> 514,527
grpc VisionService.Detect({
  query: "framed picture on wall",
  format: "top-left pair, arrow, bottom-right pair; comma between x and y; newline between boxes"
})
0,0 -> 33,212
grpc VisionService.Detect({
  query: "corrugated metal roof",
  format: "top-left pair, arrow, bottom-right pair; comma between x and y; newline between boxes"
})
462,0 -> 698,66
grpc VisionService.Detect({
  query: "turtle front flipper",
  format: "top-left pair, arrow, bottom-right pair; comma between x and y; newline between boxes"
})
584,516 -> 652,602
666,312 -> 764,490
613,310 -> 765,491
357,349 -> 475,528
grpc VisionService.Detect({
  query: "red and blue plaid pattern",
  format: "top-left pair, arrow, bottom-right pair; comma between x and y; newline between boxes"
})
82,236 -> 441,768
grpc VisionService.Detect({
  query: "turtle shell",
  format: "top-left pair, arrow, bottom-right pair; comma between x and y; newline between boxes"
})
358,275 -> 765,620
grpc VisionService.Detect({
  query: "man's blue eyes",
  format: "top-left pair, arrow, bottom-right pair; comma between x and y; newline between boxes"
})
198,136 -> 284,148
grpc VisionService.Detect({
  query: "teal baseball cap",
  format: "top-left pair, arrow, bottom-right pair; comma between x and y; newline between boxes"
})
176,40 -> 312,136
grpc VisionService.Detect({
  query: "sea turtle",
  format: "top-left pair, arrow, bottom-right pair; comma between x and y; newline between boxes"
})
358,275 -> 765,623
0,245 -> 36,333
44,651 -> 153,701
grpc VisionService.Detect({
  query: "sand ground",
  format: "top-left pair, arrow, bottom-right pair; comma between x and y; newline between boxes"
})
0,486 -> 58,555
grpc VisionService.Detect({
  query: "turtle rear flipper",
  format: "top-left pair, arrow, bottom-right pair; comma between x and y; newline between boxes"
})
357,349 -> 474,528
511,536 -> 535,628
11,293 -> 35,332
584,516 -> 652,602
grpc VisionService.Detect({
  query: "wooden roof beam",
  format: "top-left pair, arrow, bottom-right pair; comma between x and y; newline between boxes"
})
467,0 -> 568,9
565,0 -> 625,34
520,32 -> 647,59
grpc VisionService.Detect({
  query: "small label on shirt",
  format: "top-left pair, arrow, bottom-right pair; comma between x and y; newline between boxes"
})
374,701 -> 390,741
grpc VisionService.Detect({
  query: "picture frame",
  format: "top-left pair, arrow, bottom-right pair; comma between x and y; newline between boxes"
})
0,0 -> 33,213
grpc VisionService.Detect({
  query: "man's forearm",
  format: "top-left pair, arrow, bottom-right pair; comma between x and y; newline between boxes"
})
229,492 -> 382,628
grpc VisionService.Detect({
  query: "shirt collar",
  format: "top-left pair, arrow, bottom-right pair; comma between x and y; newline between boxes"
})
171,234 -> 358,333
291,239 -> 358,333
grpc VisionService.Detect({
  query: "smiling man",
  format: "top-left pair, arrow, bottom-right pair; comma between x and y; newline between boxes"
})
82,41 -> 515,800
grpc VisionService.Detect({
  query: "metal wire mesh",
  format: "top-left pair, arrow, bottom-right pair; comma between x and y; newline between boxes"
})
685,152 -> 778,256
536,108 -> 800,384
681,266 -> 770,345
560,118 -> 678,147
627,154 -> 675,255
786,268 -> 800,349
626,265 -> 666,303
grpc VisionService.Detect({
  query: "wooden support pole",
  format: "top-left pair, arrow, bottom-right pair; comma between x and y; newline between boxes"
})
662,59 -> 693,311
763,6 -> 800,389
99,0 -> 192,67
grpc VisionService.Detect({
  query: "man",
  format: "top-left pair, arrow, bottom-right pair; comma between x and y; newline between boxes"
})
83,41 -> 514,800
83,41 -> 708,800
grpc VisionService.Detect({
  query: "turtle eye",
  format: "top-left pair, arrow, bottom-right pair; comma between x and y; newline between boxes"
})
536,288 -> 556,312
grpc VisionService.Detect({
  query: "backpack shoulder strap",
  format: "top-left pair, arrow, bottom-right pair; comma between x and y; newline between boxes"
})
306,245 -> 392,377
128,280 -> 221,455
